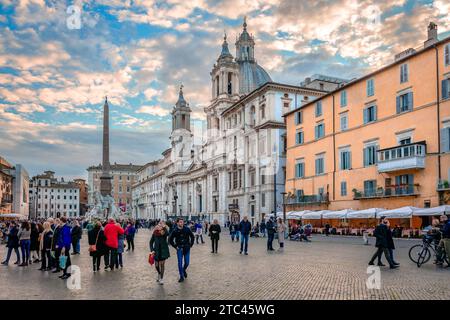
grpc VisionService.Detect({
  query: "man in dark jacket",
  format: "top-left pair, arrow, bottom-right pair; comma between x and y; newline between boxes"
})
260,219 -> 266,238
169,218 -> 195,282
368,217 -> 398,269
238,216 -> 252,255
71,221 -> 82,255
56,217 -> 72,279
51,218 -> 62,272
1,222 -> 20,265
266,217 -> 276,251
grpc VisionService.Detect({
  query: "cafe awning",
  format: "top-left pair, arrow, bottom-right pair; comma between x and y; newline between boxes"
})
347,208 -> 385,219
413,205 -> 450,216
378,206 -> 420,219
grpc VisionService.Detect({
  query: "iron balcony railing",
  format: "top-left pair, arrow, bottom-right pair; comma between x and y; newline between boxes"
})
287,194 -> 329,205
353,184 -> 419,199
437,180 -> 450,191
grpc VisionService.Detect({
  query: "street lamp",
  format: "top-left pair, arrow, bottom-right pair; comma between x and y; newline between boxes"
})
281,191 -> 287,235
151,202 -> 156,220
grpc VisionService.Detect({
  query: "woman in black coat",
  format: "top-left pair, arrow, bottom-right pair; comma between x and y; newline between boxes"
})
39,222 -> 53,271
88,221 -> 106,272
385,220 -> 399,266
209,219 -> 221,254
1,222 -> 20,265
30,222 -> 40,263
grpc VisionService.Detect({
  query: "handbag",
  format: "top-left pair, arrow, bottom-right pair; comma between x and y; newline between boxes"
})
88,230 -> 100,253
148,252 -> 155,265
59,255 -> 67,269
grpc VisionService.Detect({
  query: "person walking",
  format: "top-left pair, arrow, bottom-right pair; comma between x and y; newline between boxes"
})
368,217 -> 398,269
277,218 -> 286,251
266,217 -> 276,251
116,231 -> 125,269
385,219 -> 400,266
229,222 -> 237,242
125,222 -> 136,252
18,221 -> 31,267
56,217 -> 73,279
1,221 -> 20,265
51,218 -> 61,272
168,218 -> 194,283
103,218 -> 124,271
71,220 -> 82,255
30,222 -> 40,263
325,223 -> 331,236
440,215 -> 450,267
209,219 -> 221,254
38,222 -> 53,271
238,216 -> 251,255
149,221 -> 170,284
260,219 -> 266,238
88,221 -> 106,273
195,221 -> 205,244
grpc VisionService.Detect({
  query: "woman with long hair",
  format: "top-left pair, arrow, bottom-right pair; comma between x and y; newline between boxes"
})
88,221 -> 106,272
38,222 -> 53,271
18,221 -> 31,266
149,221 -> 170,285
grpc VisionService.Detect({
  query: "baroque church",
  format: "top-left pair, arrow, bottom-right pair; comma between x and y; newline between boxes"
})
131,18 -> 345,225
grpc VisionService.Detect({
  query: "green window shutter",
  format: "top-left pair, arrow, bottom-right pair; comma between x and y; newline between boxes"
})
441,128 -> 450,152
442,80 -> 449,100
396,96 -> 401,114
363,108 -> 368,124
408,92 -> 413,111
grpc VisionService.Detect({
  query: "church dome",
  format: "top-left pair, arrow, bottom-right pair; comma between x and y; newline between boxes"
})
238,60 -> 272,94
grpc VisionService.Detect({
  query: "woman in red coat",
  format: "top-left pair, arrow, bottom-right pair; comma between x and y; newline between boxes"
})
103,218 -> 124,271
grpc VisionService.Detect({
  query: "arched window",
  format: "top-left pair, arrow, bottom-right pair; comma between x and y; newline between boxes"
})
250,106 -> 256,126
227,72 -> 232,94
216,75 -> 219,97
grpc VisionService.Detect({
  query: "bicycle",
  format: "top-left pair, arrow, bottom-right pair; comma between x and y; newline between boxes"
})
408,234 -> 449,268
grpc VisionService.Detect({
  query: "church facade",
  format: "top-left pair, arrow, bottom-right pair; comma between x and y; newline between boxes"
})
131,19 -> 345,225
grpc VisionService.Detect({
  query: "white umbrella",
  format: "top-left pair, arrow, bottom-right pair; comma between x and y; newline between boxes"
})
322,209 -> 354,219
287,210 -> 309,219
378,206 -> 420,219
347,208 -> 385,219
413,205 -> 450,216
302,210 -> 327,220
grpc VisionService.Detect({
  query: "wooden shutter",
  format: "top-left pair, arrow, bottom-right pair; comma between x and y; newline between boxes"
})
408,92 -> 413,111
445,45 -> 450,66
363,147 -> 368,166
442,80 -> 449,100
373,105 -> 377,121
441,128 -> 450,152
396,96 -> 401,114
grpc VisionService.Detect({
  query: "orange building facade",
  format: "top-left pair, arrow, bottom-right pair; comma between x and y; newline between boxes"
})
284,24 -> 450,224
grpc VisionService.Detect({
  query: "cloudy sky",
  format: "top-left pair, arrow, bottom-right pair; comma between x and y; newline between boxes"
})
1,0 -> 449,180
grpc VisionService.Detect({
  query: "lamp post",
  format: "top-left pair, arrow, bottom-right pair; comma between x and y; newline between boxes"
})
151,202 -> 156,220
173,192 -> 178,216
281,191 -> 287,235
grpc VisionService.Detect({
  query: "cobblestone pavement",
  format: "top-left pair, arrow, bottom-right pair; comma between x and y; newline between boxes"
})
0,230 -> 449,300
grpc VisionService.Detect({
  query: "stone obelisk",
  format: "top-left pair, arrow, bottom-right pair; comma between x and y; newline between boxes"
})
99,97 -> 112,200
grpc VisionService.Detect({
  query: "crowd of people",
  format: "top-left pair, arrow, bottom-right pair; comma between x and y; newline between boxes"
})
0,217 -> 140,280
1,212 -> 448,286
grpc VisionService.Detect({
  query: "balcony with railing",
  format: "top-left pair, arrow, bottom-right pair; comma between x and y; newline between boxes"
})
353,184 -> 420,200
437,180 -> 450,191
287,194 -> 329,205
377,141 -> 426,173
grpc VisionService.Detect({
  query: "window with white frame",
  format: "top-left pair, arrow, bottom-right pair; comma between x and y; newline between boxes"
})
295,130 -> 304,145
396,92 -> 413,113
340,181 -> 347,196
339,147 -> 352,170
363,143 -> 378,167
363,105 -> 377,124
295,111 -> 302,125
315,122 -> 325,139
442,77 -> 450,100
400,63 -> 409,83
445,44 -> 450,66
340,113 -> 348,131
340,90 -> 347,107
295,159 -> 305,178
442,122 -> 450,153
367,79 -> 375,97
315,154 -> 325,175
315,101 -> 322,117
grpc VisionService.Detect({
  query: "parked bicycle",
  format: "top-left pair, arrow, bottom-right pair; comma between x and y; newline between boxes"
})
408,234 -> 448,268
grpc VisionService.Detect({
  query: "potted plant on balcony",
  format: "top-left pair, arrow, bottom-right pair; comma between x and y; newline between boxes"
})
443,180 -> 450,189
352,189 -> 362,198
376,186 -> 384,196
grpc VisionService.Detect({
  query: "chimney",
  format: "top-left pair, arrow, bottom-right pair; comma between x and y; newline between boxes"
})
424,22 -> 438,48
